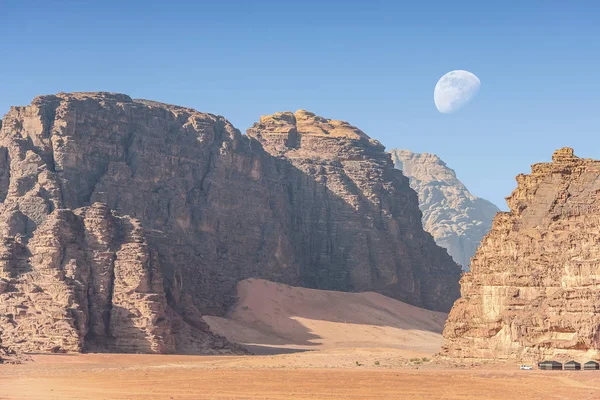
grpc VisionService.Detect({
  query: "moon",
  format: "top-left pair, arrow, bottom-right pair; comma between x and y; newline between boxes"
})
434,70 -> 481,113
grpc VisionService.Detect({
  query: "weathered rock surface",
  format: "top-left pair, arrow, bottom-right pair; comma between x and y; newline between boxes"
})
0,204 -> 175,353
248,111 -> 460,311
442,148 -> 600,361
390,150 -> 499,270
0,333 -> 18,364
0,93 -> 460,354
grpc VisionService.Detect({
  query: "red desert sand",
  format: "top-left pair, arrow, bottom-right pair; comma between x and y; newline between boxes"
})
2,279 -> 600,399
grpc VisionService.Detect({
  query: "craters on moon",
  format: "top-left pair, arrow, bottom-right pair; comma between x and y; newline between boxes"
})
434,70 -> 481,113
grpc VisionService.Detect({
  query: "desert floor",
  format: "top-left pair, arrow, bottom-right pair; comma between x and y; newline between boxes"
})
2,350 -> 600,400
3,279 -> 600,399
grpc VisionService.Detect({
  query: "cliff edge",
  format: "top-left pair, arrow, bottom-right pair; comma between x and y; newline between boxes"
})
442,148 -> 600,361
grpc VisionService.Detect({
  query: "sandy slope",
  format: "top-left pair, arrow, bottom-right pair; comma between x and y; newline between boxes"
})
203,278 -> 447,355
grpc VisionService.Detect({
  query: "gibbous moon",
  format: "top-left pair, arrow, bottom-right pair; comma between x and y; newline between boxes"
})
434,70 -> 481,113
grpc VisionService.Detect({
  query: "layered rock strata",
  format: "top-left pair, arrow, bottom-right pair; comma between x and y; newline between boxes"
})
0,93 -> 460,353
442,148 -> 600,361
390,150 -> 499,270
248,111 -> 461,311
0,204 -> 174,353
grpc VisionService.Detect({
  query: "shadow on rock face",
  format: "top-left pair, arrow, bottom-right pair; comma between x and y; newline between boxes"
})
0,93 -> 460,355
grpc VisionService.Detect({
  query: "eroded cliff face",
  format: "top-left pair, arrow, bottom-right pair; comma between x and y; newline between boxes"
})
390,150 -> 499,270
0,204 -> 174,353
0,333 -> 19,363
442,148 -> 600,361
0,93 -> 460,354
247,111 -> 461,311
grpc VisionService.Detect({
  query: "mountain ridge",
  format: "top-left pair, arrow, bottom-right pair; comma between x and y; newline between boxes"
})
0,92 -> 460,354
390,149 -> 499,270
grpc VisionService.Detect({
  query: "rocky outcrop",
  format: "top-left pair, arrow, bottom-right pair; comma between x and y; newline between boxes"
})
390,150 -> 499,270
0,334 -> 26,364
0,203 -> 174,353
0,93 -> 460,354
247,111 -> 461,311
442,148 -> 600,361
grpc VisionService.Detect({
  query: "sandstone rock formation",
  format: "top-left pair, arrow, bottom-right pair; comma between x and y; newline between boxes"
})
0,203 -> 181,354
390,150 -> 499,270
0,333 -> 17,363
442,148 -> 600,361
248,111 -> 460,310
0,93 -> 460,354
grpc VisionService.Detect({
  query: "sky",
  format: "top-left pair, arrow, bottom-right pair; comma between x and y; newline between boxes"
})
1,0 -> 599,209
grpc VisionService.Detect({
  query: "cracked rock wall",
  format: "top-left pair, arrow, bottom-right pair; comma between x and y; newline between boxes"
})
442,148 -> 600,361
0,93 -> 460,353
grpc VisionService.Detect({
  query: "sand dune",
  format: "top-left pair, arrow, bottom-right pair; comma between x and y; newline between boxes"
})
203,278 -> 447,355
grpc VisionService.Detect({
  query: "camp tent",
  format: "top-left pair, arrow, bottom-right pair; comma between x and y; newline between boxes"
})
584,361 -> 600,370
564,360 -> 581,371
538,360 -> 562,370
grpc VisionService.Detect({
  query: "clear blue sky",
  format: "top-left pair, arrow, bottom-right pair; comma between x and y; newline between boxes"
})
1,1 -> 599,209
